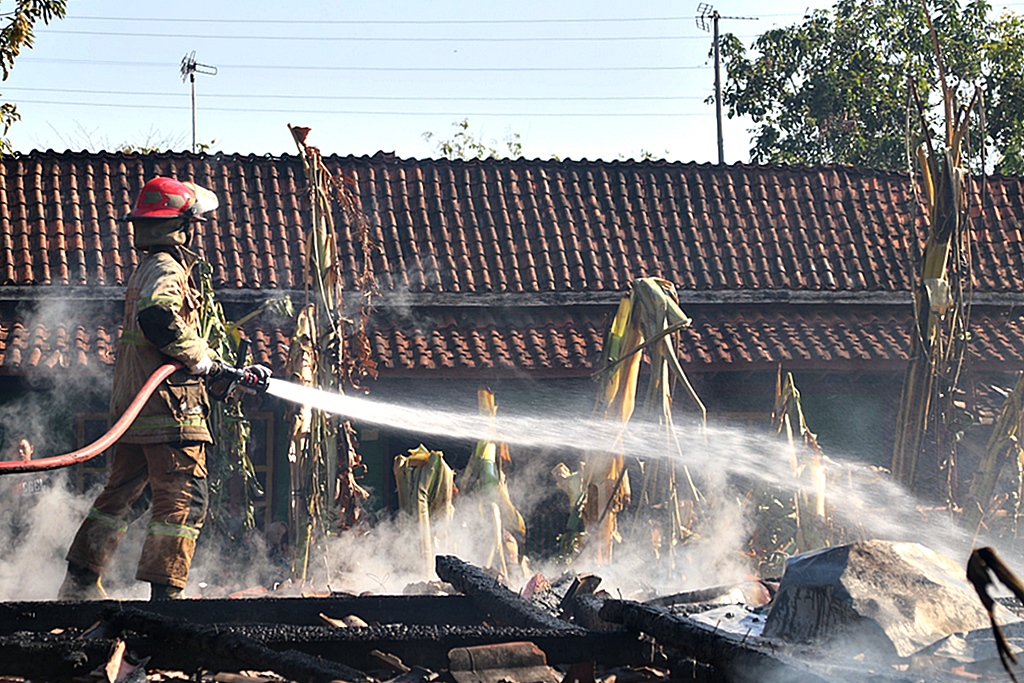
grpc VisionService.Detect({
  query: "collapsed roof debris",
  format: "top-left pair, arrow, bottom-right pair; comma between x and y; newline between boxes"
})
1,545 -> 1023,683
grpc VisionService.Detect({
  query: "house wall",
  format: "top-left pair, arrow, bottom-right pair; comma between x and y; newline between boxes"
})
0,376 -> 109,466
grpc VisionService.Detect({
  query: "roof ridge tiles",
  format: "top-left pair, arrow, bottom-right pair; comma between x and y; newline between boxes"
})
3,150 -> 1024,296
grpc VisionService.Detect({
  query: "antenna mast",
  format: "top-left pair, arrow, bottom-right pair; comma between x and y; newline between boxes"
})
696,4 -> 757,165
180,51 -> 218,153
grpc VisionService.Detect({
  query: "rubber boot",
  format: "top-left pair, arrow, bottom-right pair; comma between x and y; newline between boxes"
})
57,563 -> 107,601
149,583 -> 184,601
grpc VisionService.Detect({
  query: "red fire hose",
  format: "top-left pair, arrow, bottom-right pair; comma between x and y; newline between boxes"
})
0,362 -> 184,475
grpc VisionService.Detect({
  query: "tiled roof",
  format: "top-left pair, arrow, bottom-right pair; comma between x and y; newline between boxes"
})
4,150 -> 1024,294
5,304 -> 1024,378
3,150 -> 1024,379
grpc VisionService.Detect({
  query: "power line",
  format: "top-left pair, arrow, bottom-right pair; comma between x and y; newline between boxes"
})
2,86 -> 704,102
44,29 -> 737,42
20,58 -> 708,72
63,13 -> 810,26
7,99 -> 715,117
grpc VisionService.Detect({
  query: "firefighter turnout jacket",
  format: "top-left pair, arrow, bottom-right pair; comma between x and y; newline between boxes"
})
111,246 -> 214,445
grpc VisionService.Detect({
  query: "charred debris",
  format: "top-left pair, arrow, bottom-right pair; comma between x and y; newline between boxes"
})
2,547 -> 1024,683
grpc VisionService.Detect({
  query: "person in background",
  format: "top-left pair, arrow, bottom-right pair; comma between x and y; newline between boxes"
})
14,438 -> 32,462
0,437 -> 50,541
58,177 -> 271,601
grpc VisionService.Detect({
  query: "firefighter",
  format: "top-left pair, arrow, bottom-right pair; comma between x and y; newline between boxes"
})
59,177 -> 271,601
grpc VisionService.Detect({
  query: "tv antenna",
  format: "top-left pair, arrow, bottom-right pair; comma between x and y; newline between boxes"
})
696,4 -> 757,164
180,51 -> 218,153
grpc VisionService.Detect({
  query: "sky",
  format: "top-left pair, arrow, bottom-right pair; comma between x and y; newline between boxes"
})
5,0 -> 1024,164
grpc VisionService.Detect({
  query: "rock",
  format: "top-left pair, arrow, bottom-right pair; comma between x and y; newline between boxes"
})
763,540 -> 997,658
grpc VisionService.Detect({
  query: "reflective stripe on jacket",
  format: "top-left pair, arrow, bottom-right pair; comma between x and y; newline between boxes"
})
110,247 -> 214,445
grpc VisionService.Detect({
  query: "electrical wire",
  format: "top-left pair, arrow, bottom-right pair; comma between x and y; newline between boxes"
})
62,14 -> 805,25
19,58 -> 707,72
1,86 -> 705,102
7,99 -> 714,117
44,29 -> 735,42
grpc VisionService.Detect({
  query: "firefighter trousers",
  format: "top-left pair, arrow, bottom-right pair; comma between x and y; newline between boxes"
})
66,441 -> 208,589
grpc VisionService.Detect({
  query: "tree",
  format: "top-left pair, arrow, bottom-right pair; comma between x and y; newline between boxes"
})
720,0 -> 1024,172
0,1 -> 66,152
422,118 -> 522,160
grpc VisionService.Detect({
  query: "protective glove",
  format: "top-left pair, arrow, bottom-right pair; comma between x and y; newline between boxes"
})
189,355 -> 215,376
237,364 -> 272,393
206,362 -> 272,401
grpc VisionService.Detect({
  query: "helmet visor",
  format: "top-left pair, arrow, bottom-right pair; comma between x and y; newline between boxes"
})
183,182 -> 219,216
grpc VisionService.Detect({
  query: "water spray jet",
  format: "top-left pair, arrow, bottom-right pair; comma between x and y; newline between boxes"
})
0,365 -> 989,581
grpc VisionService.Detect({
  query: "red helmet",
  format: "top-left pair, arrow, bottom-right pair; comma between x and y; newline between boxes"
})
128,177 -> 197,219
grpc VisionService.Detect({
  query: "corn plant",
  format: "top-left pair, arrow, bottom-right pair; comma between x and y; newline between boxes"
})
890,4 -> 977,502
966,372 -> 1024,535
286,125 -> 376,582
747,369 -> 876,575
747,369 -> 826,573
459,388 -> 526,578
775,370 -> 827,550
195,260 -> 292,539
394,444 -> 455,573
558,277 -> 703,565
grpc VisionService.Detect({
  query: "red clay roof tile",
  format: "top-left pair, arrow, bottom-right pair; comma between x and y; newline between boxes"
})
8,153 -> 950,291
4,152 -> 1024,378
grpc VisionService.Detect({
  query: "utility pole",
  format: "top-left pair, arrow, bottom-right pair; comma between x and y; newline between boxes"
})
180,51 -> 218,153
696,4 -> 757,165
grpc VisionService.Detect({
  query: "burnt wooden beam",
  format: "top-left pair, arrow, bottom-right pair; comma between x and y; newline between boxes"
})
435,555 -> 582,632
0,623 -> 644,675
0,632 -> 113,679
0,632 -> 247,679
568,594 -> 623,632
215,623 -> 642,670
103,607 -> 373,683
599,599 -> 831,683
0,595 -> 485,635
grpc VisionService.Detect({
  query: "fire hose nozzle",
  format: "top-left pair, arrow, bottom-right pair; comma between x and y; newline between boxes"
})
207,362 -> 272,401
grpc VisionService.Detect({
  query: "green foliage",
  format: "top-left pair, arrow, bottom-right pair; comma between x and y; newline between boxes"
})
423,118 -> 523,160
721,0 -> 1024,171
0,0 -> 64,78
619,149 -> 670,161
983,10 -> 1024,174
195,259 -> 263,539
0,0 -> 66,153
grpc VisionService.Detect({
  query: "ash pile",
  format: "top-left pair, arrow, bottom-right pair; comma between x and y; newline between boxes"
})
1,541 -> 1021,683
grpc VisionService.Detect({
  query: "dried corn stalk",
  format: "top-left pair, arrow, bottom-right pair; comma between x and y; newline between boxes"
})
459,388 -> 526,577
287,125 -> 373,582
750,369 -> 870,574
966,373 -> 1024,532
394,444 -> 455,572
558,277 -> 703,564
890,6 -> 977,500
772,369 -> 826,553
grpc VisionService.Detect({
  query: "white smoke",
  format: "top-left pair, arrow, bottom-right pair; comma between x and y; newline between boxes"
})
0,472 -> 153,600
0,356 -> 1004,604
257,382 -> 1003,602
